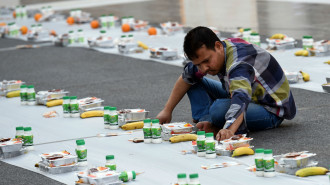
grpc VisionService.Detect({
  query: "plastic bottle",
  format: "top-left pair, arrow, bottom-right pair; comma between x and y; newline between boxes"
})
76,9 -> 82,18
100,30 -> 107,40
103,106 -> 110,129
23,127 -> 34,150
76,139 -> 88,166
37,24 -> 43,33
151,119 -> 162,143
62,96 -> 71,118
120,35 -> 127,43
26,85 -> 36,105
205,132 -> 216,159
128,16 -> 135,25
250,33 -> 261,46
77,29 -> 84,43
69,9 -> 74,17
243,28 -> 251,42
197,131 -> 206,157
121,16 -> 127,25
119,171 -> 136,182
15,6 -> 21,19
31,24 -> 36,34
100,15 -> 107,29
302,36 -> 314,50
108,14 -> 115,29
263,149 -> 276,177
41,6 -> 47,15
105,155 -> 116,171
109,107 -> 119,129
189,173 -> 200,185
15,126 -> 24,139
68,30 -> 75,44
177,173 -> 188,185
70,96 -> 80,118
255,148 -> 264,177
128,34 -> 134,43
143,119 -> 152,143
20,85 -> 27,105
22,5 -> 27,19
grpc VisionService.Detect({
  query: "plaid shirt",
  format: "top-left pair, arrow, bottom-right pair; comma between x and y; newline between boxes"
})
182,38 -> 296,128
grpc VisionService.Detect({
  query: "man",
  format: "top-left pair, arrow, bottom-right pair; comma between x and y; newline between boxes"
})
156,26 -> 296,141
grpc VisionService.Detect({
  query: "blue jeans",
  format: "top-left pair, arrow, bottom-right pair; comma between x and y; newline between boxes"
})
187,78 -> 283,132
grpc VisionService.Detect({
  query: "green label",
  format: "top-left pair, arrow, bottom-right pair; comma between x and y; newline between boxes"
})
263,159 -> 275,172
23,135 -> 33,146
79,37 -> 84,43
206,141 -> 215,154
255,158 -> 264,171
15,135 -> 23,139
197,140 -> 206,152
109,22 -> 114,27
143,128 -> 152,139
27,92 -> 35,101
76,149 -> 87,162
109,115 -> 118,125
120,172 -> 128,182
20,92 -> 27,101
104,114 -> 110,124
303,45 -> 313,50
152,127 -> 161,139
102,22 -> 107,28
62,104 -> 70,113
70,103 -> 79,113
69,39 -> 74,44
105,164 -> 116,171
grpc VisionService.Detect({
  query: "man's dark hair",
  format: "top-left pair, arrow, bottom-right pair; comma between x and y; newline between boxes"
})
183,26 -> 220,60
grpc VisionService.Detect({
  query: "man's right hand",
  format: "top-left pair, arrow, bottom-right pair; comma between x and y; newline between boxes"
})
155,109 -> 172,124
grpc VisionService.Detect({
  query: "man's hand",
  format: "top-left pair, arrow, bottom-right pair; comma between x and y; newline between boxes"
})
155,109 -> 172,124
216,129 -> 234,141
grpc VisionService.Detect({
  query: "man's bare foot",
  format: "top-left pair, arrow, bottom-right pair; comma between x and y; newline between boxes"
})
196,121 -> 220,136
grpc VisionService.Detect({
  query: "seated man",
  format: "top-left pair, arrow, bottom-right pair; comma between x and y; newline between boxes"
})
156,26 -> 296,141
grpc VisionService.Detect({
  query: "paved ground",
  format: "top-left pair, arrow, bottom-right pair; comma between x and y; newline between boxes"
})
1,38 -> 330,184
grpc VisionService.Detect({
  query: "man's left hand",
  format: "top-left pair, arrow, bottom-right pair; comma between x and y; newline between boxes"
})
216,129 -> 234,141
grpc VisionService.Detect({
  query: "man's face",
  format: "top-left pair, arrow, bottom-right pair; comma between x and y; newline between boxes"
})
191,41 -> 224,76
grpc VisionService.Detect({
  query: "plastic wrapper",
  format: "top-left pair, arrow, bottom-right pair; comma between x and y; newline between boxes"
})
160,22 -> 183,35
309,40 -> 330,56
150,47 -> 178,60
37,161 -> 78,174
88,37 -> 115,48
0,80 -> 24,95
201,162 -> 240,170
274,151 -> 316,168
161,122 -> 194,141
78,97 -> 104,112
0,138 -> 23,153
40,151 -> 77,167
76,167 -> 120,185
118,43 -> 142,54
275,161 -> 318,175
131,20 -> 148,31
284,71 -> 303,84
42,110 -> 59,118
219,134 -> 253,151
36,89 -> 68,105
266,37 -> 296,50
118,109 -> 149,126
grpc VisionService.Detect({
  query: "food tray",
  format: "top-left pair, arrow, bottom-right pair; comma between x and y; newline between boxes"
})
161,122 -> 193,134
0,138 -> 23,153
41,151 -> 77,167
38,161 -> 78,174
215,146 -> 232,157
118,43 -> 140,54
0,148 -> 25,159
150,47 -> 178,60
0,80 -> 24,91
326,77 -> 330,83
266,38 -> 296,50
275,161 -> 318,175
78,97 -> 104,111
77,169 -> 120,185
88,37 -> 115,48
160,22 -> 183,35
36,89 -> 68,105
309,50 -> 330,57
274,151 -> 316,168
322,84 -> 330,93
285,71 -> 301,84
118,109 -> 149,123
54,34 -> 69,47
220,134 -> 253,151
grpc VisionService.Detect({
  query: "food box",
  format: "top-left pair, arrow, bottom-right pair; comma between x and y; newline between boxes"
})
284,71 -> 302,84
88,37 -> 115,48
76,167 -> 120,185
132,20 -> 148,31
150,47 -> 178,60
38,161 -> 78,174
215,145 -> 232,157
0,138 -> 23,153
118,109 -> 149,125
161,122 -> 194,141
27,30 -> 50,41
0,80 -> 24,92
274,151 -> 316,168
275,161 -> 318,175
78,97 -> 104,112
54,34 -> 69,47
160,22 -> 183,35
266,37 -> 296,50
322,83 -> 330,93
36,89 -> 69,105
0,149 -> 25,159
40,151 -> 77,167
326,77 -> 330,83
219,134 -> 253,151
